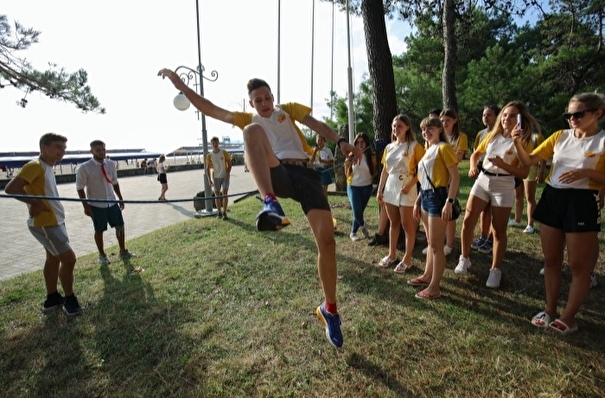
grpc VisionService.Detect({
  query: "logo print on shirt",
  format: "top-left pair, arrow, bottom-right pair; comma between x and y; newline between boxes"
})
585,151 -> 596,158
277,114 -> 286,123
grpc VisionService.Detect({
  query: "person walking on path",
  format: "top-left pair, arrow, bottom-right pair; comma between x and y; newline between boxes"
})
516,93 -> 605,335
156,155 -> 169,201
4,133 -> 83,316
206,136 -> 233,219
158,68 -> 361,348
76,140 -> 135,265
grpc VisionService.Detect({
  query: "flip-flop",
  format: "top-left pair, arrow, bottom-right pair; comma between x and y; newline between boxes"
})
531,311 -> 553,328
545,319 -> 578,336
414,289 -> 441,300
407,278 -> 429,287
393,262 -> 412,274
378,256 -> 398,267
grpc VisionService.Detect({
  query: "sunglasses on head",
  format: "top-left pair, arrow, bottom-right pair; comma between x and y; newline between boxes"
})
563,110 -> 594,120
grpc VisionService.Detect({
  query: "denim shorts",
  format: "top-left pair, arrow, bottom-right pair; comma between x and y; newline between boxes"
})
420,187 -> 448,217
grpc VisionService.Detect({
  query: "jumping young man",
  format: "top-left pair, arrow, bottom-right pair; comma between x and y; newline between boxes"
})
158,68 -> 361,347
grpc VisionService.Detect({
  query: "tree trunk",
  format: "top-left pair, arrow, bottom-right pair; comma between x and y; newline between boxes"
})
442,0 -> 458,111
361,0 -> 398,143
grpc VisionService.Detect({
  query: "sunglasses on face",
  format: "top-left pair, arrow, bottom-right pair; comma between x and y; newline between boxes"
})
563,110 -> 594,120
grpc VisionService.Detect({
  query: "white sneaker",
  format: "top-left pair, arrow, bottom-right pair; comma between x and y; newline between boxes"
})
455,255 -> 471,274
486,268 -> 502,288
539,267 -> 545,276
350,233 -> 360,242
591,273 -> 598,288
360,226 -> 370,239
508,219 -> 523,228
422,246 -> 429,255
523,225 -> 535,234
444,245 -> 453,256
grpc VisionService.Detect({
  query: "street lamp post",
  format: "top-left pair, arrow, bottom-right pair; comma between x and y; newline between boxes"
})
171,0 -> 219,217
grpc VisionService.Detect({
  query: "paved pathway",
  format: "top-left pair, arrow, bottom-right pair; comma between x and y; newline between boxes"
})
0,166 -> 257,281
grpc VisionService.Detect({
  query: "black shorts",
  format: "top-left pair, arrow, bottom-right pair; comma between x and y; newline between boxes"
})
533,184 -> 601,233
90,204 -> 124,232
158,173 -> 167,184
270,164 -> 330,215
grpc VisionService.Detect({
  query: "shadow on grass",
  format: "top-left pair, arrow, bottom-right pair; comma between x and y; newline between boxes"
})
347,352 -> 417,397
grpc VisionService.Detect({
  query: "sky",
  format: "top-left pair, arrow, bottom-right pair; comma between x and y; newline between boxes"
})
1,0 -> 409,154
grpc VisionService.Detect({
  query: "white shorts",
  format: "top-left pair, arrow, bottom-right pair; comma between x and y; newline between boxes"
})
383,174 -> 417,207
469,172 -> 515,208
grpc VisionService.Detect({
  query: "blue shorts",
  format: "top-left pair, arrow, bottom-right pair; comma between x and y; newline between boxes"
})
314,167 -> 333,186
90,204 -> 124,232
420,187 -> 448,217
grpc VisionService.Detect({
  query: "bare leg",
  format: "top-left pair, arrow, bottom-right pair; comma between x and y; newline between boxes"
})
445,219 -> 456,250
57,249 -> 77,296
306,209 -> 337,304
399,205 -> 418,265
94,231 -> 105,256
490,206 -> 512,270
461,195 -> 488,257
514,184 -> 524,223
480,202 -> 492,238
116,225 -> 126,252
525,181 -> 537,227
43,250 -> 60,294
425,215 -> 448,295
385,203 -> 401,260
243,123 -> 281,197
540,224 -> 566,318
559,232 -> 597,328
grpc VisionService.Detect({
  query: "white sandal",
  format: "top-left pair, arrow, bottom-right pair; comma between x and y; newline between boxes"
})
531,311 -> 552,328
378,256 -> 397,267
393,261 -> 412,273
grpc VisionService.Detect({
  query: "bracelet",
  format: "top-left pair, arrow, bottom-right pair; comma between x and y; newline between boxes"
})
337,138 -> 347,148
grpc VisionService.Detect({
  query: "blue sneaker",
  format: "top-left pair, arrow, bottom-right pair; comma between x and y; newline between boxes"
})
471,236 -> 486,250
316,303 -> 343,348
478,239 -> 493,254
256,196 -> 290,231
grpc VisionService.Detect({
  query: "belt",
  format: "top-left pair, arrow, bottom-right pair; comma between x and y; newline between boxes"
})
483,170 -> 511,177
280,159 -> 310,168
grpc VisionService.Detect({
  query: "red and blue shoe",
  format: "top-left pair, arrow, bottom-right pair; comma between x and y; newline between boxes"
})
316,303 -> 343,348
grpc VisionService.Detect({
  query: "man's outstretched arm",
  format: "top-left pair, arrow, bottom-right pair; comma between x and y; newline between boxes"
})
302,114 -> 362,164
158,68 -> 235,125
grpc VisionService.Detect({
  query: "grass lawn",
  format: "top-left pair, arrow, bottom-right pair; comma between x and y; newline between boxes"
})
1,161 -> 604,397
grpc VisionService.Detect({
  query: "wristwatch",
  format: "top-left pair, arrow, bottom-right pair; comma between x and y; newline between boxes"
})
447,198 -> 455,204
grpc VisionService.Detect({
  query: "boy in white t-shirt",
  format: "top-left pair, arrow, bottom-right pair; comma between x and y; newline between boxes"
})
158,68 -> 362,348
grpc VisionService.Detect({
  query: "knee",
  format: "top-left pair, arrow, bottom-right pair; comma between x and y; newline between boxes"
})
243,123 -> 265,143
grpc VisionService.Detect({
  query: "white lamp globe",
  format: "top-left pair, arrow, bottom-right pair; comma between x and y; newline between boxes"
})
173,92 -> 191,111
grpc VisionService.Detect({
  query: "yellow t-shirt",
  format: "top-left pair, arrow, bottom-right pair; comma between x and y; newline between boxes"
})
418,142 -> 458,190
17,159 -> 65,227
533,129 -> 605,190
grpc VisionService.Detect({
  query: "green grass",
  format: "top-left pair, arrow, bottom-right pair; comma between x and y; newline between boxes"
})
1,161 -> 605,397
